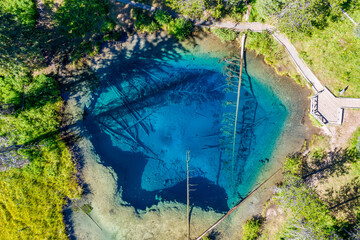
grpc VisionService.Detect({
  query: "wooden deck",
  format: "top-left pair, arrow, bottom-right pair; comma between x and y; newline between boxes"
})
113,0 -> 360,125
213,21 -> 360,125
312,88 -> 360,125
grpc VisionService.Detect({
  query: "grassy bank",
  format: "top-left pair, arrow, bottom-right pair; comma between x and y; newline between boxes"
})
245,31 -> 305,86
250,1 -> 360,97
0,1 -> 82,239
0,74 -> 81,239
291,9 -> 360,98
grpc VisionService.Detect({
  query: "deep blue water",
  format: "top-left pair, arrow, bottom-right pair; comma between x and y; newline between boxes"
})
84,43 -> 287,212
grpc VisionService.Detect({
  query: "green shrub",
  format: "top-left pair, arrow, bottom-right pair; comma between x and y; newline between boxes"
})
242,218 -> 262,240
55,0 -> 110,37
154,10 -> 172,26
154,10 -> 193,40
166,0 -> 204,19
166,0 -> 224,20
132,9 -> 159,33
283,155 -> 302,175
0,0 -> 36,27
276,175 -> 337,239
211,28 -> 238,42
166,18 -> 192,41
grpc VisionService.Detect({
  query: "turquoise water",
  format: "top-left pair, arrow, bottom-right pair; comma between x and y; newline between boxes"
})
84,42 -> 288,212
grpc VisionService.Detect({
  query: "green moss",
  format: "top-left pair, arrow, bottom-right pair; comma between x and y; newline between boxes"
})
80,203 -> 93,214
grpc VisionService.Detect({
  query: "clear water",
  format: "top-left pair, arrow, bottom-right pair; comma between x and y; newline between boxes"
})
84,42 -> 288,213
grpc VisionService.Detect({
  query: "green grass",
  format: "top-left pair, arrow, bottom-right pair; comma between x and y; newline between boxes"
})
246,31 -> 304,85
0,138 -> 80,239
291,8 -> 360,97
309,113 -> 323,128
0,74 -> 81,239
349,127 -> 360,149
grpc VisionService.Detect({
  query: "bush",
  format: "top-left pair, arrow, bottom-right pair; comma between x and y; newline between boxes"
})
211,28 -> 238,42
166,18 -> 192,41
132,9 -> 159,33
0,0 -> 36,27
276,175 -> 337,239
55,0 -> 110,37
154,10 -> 172,26
283,155 -> 302,175
242,218 -> 262,240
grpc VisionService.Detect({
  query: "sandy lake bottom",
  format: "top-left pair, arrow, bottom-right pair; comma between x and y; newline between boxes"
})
66,32 -> 316,240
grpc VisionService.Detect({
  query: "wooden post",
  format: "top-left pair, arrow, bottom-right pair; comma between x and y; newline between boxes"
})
195,169 -> 281,240
186,150 -> 190,240
232,33 -> 246,179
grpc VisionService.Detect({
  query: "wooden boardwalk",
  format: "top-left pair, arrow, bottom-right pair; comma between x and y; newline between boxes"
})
114,0 -> 360,125
213,21 -> 360,125
312,88 -> 360,125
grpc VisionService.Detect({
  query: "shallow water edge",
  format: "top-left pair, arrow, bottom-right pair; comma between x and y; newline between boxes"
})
63,31 -> 318,240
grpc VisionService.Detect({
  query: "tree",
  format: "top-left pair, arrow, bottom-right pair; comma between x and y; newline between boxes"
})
242,218 -> 263,240
256,0 -> 331,35
255,0 -> 284,21
0,10 -> 41,77
276,174 -> 338,239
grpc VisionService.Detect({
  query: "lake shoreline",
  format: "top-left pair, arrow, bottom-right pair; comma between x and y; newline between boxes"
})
62,31 -> 318,239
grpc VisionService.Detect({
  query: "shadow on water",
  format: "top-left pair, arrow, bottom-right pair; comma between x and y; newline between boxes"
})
159,177 -> 229,212
85,116 -> 229,212
77,32 -> 231,213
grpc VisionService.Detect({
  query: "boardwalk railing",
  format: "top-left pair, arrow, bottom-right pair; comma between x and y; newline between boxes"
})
310,93 -> 328,125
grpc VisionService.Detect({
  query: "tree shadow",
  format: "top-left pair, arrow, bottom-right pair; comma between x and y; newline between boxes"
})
290,148 -> 360,222
322,177 -> 360,223
292,148 -> 358,183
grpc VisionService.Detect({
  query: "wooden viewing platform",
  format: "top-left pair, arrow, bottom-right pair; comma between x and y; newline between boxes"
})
311,88 -> 360,125
114,0 -> 360,125
212,21 -> 360,125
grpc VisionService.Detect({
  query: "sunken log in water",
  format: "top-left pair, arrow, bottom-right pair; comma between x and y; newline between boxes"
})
82,40 -> 289,211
